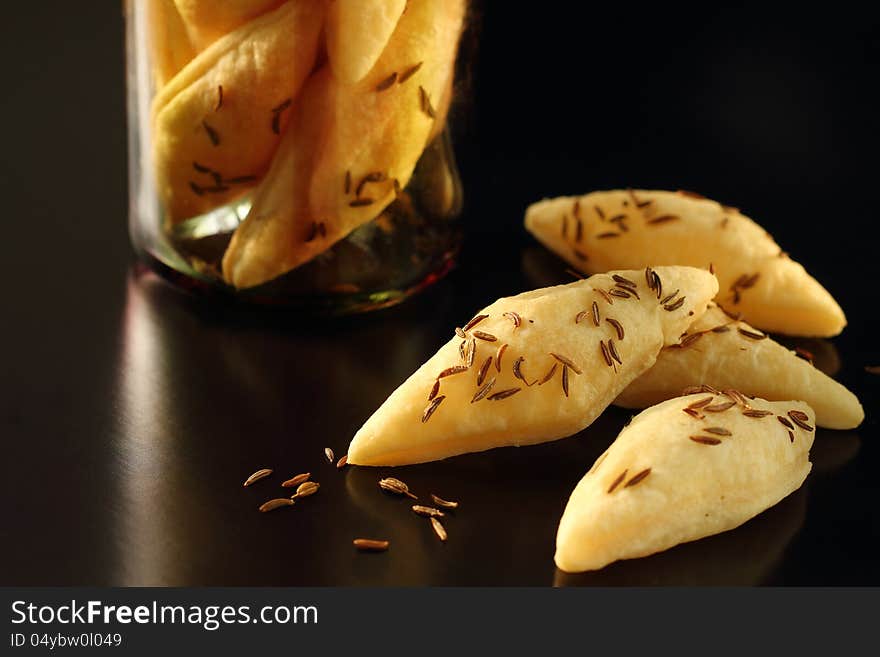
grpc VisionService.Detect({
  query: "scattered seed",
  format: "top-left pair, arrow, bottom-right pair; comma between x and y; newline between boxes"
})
270,98 -> 292,134
463,314 -> 489,331
600,340 -> 613,367
419,85 -> 436,118
595,205 -> 606,220
292,481 -> 320,499
687,397 -> 715,410
465,339 -> 476,368
787,410 -> 814,431
487,387 -> 522,401
496,343 -> 508,372
244,469 -> 273,487
503,311 -> 523,329
458,339 -> 467,361
690,435 -> 722,445
723,389 -> 750,406
561,215 -> 569,239
777,415 -> 795,430
422,396 -> 445,423
336,455 -> 348,469
349,198 -> 375,207
678,333 -> 703,348
454,327 -> 467,339
431,494 -> 459,510
705,400 -> 736,412
575,218 -> 584,242
393,178 -> 402,197
612,274 -> 637,288
471,377 -> 496,403
375,71 -> 398,91
645,267 -> 656,290
430,517 -> 447,542
572,248 -> 589,261
652,271 -> 663,299
561,365 -> 570,397
281,473 -> 311,488
202,119 -> 220,145
398,61 -> 423,84
738,327 -> 767,340
608,339 -> 622,365
575,310 -> 591,324
214,85 -> 223,111
353,538 -> 389,552
344,170 -> 352,194
660,289 -> 680,305
788,430 -> 795,443
683,408 -> 704,420
477,356 -> 493,386
664,297 -> 686,312
592,301 -> 601,326
224,175 -> 258,185
597,232 -> 620,239
355,171 -> 387,197
647,215 -> 680,225
379,477 -> 417,499
743,409 -> 773,418
625,468 -> 651,487
189,181 -> 205,196
607,469 -> 628,494
704,427 -> 732,436
512,357 -> 532,386
324,448 -> 335,463
609,288 -> 632,299
412,505 -> 445,518
473,331 -> 497,342
259,498 -> 295,512
538,363 -> 558,385
550,353 -> 582,374
712,325 -> 731,333
617,284 -> 640,299
596,289 -> 614,305
438,365 -> 468,379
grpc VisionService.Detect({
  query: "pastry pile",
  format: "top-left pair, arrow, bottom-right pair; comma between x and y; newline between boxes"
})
146,0 -> 466,288
344,188 -> 861,573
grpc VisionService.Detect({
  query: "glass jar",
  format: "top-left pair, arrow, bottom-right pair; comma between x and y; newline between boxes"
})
125,0 -> 468,312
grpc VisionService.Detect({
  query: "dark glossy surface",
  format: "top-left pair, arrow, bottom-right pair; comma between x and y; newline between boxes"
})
1,3 -> 878,585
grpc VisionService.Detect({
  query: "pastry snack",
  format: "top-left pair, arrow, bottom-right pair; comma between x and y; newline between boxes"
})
524,189 -> 846,337
222,0 -> 466,288
554,393 -> 815,573
616,304 -> 863,429
151,0 -> 326,223
346,266 -> 719,466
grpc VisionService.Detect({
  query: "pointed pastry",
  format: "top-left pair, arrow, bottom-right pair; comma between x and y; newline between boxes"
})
616,304 -> 863,429
326,0 -> 408,83
152,0 -> 325,223
524,189 -> 846,337
346,267 -> 718,466
223,0 -> 466,287
555,394 -> 815,573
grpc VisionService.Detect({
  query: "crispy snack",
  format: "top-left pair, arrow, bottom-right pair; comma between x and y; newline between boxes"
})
152,0 -> 325,223
222,0 -> 466,288
555,394 -> 815,572
346,267 -> 718,466
616,303 -> 863,429
525,189 -> 846,337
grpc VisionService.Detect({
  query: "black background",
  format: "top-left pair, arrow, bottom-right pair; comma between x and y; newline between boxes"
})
0,2 -> 878,585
